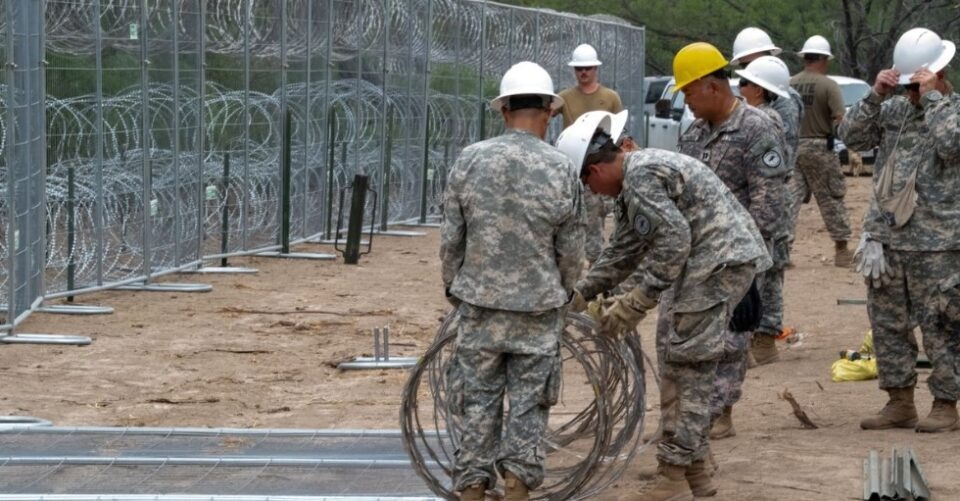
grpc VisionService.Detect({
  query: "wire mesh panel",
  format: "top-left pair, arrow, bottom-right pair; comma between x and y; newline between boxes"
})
2,0 -> 47,330
2,0 -> 645,328
0,427 -> 446,497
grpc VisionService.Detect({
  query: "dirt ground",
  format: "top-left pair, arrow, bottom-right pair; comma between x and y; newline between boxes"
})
9,175 -> 959,500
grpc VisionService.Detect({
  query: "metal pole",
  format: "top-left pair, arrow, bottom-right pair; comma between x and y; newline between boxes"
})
281,110 -> 292,254
378,0 -> 390,231
324,106 -> 336,240
478,0 -> 486,141
93,0 -> 105,286
302,0 -> 313,238
380,104 -> 393,230
418,0 -> 433,224
139,0 -> 153,282
220,153 -> 231,267
323,0 -> 334,239
241,0 -> 251,250
66,163 -> 75,300
196,0 -> 208,263
4,0 -> 20,332
344,175 -> 369,265
172,0 -> 182,266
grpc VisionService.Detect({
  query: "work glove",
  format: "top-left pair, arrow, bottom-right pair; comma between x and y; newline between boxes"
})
569,290 -> 588,313
853,233 -> 895,288
596,289 -> 658,338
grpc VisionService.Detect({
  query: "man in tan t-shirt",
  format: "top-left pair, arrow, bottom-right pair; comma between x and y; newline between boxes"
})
556,43 -> 623,263
789,35 -> 853,267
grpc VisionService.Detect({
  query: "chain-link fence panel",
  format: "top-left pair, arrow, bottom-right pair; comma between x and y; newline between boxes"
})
2,0 -> 644,330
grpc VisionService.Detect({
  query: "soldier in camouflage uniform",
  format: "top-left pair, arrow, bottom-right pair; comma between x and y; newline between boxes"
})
560,113 -> 769,501
735,56 -> 799,368
441,62 -> 584,500
790,36 -> 854,266
838,28 -> 960,433
673,44 -> 788,441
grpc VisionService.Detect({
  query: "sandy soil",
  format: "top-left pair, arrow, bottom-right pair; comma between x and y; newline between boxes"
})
10,175 -> 958,500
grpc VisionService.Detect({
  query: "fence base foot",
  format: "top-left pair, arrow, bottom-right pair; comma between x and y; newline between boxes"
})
1,334 -> 92,346
116,283 -> 213,293
257,251 -> 336,260
187,266 -> 259,274
37,304 -> 114,315
338,357 -> 419,370
0,416 -> 52,430
311,238 -> 371,246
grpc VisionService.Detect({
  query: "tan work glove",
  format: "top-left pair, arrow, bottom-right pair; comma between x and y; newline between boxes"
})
597,288 -> 658,338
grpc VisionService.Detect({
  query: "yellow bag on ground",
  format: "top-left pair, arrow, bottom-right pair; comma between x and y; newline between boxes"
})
831,357 -> 878,382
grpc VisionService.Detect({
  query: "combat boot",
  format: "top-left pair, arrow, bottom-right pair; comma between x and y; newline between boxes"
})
860,386 -> 918,430
503,472 -> 529,501
620,463 -> 693,501
916,399 -> 960,433
685,460 -> 717,497
459,484 -> 485,501
709,406 -> 735,440
834,241 -> 854,268
751,334 -> 780,366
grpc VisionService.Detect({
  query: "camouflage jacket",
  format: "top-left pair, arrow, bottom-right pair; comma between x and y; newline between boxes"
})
679,100 -> 789,241
576,149 -> 770,312
771,87 -> 804,170
440,128 -> 584,311
839,89 -> 960,251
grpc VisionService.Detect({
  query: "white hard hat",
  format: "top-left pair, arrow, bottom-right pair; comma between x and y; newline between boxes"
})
556,113 -> 613,172
731,27 -> 782,64
893,28 -> 956,84
798,35 -> 833,59
568,43 -> 603,67
609,110 -> 630,143
735,56 -> 791,98
489,61 -> 563,112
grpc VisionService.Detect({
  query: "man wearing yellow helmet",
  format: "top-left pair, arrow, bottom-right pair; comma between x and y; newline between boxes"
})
672,42 -> 786,451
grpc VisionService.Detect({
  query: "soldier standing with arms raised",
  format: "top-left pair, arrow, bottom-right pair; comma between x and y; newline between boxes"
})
839,28 -> 960,433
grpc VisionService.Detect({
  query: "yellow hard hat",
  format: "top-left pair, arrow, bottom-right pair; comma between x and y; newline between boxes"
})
672,42 -> 729,91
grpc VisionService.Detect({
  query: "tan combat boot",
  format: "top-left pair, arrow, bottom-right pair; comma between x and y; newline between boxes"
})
860,386 -> 918,430
685,460 -> 718,497
460,484 -> 485,501
916,399 -> 960,433
620,463 -> 693,501
709,406 -> 735,440
503,471 -> 529,501
751,334 -> 780,366
834,241 -> 854,268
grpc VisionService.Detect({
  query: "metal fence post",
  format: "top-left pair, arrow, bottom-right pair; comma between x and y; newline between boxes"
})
418,0 -> 433,224
138,0 -> 153,282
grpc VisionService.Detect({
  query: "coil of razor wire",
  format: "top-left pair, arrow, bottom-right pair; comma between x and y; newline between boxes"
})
401,311 -> 651,500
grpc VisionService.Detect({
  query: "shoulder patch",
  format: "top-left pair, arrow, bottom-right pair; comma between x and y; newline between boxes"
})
634,214 -> 652,235
762,150 -> 782,168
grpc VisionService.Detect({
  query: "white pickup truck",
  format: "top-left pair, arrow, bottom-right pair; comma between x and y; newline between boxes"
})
645,76 -> 874,173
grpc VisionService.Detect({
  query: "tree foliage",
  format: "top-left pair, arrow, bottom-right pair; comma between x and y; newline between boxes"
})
499,0 -> 960,84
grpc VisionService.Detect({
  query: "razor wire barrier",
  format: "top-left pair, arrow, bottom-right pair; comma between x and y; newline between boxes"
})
0,425 -> 447,498
401,312 -> 649,500
1,0 -> 644,333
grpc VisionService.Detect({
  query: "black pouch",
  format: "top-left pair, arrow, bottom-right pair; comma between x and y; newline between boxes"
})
729,279 -> 763,332
826,134 -> 835,151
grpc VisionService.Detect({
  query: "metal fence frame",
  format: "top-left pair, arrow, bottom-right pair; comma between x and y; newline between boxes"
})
0,0 -> 645,335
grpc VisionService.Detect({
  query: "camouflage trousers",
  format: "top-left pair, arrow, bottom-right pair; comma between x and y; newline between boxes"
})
791,139 -> 852,243
584,191 -> 610,263
451,305 -> 563,491
654,264 -> 756,466
756,237 -> 789,337
867,250 -> 960,401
